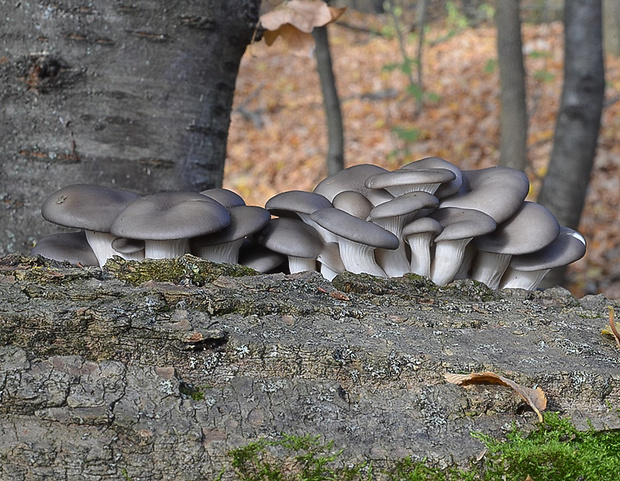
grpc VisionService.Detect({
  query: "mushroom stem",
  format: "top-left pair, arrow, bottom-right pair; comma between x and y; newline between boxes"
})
338,239 -> 387,277
500,267 -> 549,290
85,231 -> 121,267
194,239 -> 244,264
371,216 -> 409,277
430,238 -> 472,285
406,233 -> 435,278
471,252 -> 512,290
144,239 -> 190,259
287,256 -> 317,274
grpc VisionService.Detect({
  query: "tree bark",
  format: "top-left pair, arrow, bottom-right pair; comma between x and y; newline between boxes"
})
313,26 -> 345,176
0,0 -> 260,255
496,0 -> 528,171
1,255 -> 619,478
537,0 -> 605,286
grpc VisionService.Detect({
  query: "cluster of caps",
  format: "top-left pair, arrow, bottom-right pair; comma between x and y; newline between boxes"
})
33,157 -> 586,291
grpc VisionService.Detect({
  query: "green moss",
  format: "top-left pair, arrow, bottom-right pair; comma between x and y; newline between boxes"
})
216,414 -> 620,480
104,254 -> 257,286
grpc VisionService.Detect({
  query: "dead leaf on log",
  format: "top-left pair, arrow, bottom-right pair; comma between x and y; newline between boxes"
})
260,0 -> 346,56
445,371 -> 547,422
601,305 -> 620,349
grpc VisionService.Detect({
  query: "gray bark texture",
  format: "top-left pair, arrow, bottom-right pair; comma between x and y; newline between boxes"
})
495,0 -> 528,172
0,0 -> 260,256
1,254 -> 619,479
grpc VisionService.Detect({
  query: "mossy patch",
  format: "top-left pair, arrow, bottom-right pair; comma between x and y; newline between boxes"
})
104,254 -> 258,286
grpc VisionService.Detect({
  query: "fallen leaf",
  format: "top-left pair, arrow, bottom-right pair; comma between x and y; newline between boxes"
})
329,290 -> 349,300
260,0 -> 346,55
602,305 -> 620,349
445,371 -> 547,422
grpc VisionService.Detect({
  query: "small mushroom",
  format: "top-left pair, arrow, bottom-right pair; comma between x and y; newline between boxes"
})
110,192 -> 231,259
401,216 -> 443,278
238,240 -> 287,273
255,217 -> 324,274
310,207 -> 399,277
471,201 -> 560,289
191,205 -> 271,264
332,190 -> 374,219
400,157 -> 463,198
365,168 -> 456,196
314,164 -> 393,206
111,237 -> 145,261
428,207 -> 496,285
31,231 -> 98,266
41,184 -> 139,267
265,190 -> 335,242
500,226 -> 586,290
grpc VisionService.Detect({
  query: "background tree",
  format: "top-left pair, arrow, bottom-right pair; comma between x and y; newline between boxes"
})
495,0 -> 528,171
537,0 -> 605,286
0,0 -> 260,255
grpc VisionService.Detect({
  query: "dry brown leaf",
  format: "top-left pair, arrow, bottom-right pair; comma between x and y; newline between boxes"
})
260,0 -> 346,55
602,305 -> 620,349
445,371 -> 547,422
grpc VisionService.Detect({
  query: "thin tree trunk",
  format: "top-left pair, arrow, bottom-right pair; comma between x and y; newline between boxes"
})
415,0 -> 428,116
313,26 -> 345,176
496,0 -> 528,171
537,0 -> 605,286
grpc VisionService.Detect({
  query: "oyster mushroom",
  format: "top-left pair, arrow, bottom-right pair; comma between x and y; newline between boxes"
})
110,192 -> 231,259
41,184 -> 139,266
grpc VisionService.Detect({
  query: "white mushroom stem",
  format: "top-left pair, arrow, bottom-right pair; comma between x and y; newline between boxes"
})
194,239 -> 244,264
320,264 -> 340,281
500,267 -> 550,290
287,256 -> 317,274
454,243 -> 476,280
471,252 -> 512,290
144,239 -> 190,259
372,216 -> 409,277
405,233 -> 435,278
338,239 -> 387,277
85,231 -> 122,267
430,238 -> 473,286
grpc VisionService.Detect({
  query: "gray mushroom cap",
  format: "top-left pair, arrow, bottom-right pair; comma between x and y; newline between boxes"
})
313,164 -> 393,205
474,201 -> 560,255
332,191 -> 374,219
402,216 -> 443,237
439,166 -> 529,223
400,157 -> 463,198
41,184 -> 139,231
191,205 -> 271,248
31,231 -> 98,266
368,191 -> 439,220
110,192 -> 231,240
310,207 -> 399,249
265,190 -> 332,217
365,168 -> 456,195
508,226 -> 586,271
431,207 -> 497,242
200,188 -> 246,208
255,217 -> 324,259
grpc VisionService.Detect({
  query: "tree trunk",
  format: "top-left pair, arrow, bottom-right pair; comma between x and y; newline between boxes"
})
0,0 -> 259,255
496,0 -> 528,171
313,26 -> 345,176
1,255 -> 619,478
537,0 -> 605,286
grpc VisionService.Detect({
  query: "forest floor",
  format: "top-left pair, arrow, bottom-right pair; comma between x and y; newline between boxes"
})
225,11 -> 620,299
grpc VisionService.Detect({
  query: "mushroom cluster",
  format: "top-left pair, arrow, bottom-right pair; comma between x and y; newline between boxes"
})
32,157 -> 586,291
